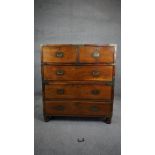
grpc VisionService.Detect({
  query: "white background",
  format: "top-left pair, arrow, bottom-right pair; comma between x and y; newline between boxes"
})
0,0 -> 155,154
122,0 -> 155,154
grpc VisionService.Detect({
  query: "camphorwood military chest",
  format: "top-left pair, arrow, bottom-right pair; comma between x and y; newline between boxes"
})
41,44 -> 116,123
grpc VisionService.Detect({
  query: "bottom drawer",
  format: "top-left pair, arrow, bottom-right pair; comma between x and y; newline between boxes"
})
44,101 -> 113,116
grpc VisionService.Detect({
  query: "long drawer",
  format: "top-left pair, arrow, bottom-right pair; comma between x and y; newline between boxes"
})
44,101 -> 112,116
43,65 -> 113,81
44,84 -> 112,100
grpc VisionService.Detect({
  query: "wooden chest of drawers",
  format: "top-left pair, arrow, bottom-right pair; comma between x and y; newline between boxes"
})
41,44 -> 116,123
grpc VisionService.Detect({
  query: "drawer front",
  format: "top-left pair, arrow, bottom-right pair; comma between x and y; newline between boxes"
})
42,46 -> 77,63
44,84 -> 112,100
45,101 -> 112,116
79,46 -> 115,63
43,65 -> 113,81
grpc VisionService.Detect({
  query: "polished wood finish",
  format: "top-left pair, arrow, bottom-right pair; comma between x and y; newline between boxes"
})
41,44 -> 116,123
44,84 -> 112,100
44,101 -> 112,116
42,46 -> 77,63
43,65 -> 113,81
79,46 -> 115,63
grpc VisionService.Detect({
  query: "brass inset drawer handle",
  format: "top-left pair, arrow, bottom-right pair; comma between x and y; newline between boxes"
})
91,89 -> 100,95
92,71 -> 100,77
55,51 -> 64,58
57,89 -> 64,95
53,105 -> 65,111
56,70 -> 64,75
92,51 -> 100,58
90,106 -> 100,112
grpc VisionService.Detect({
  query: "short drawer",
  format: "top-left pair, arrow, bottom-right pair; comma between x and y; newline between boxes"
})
43,65 -> 113,81
79,46 -> 115,63
44,84 -> 112,100
42,46 -> 77,63
44,101 -> 112,116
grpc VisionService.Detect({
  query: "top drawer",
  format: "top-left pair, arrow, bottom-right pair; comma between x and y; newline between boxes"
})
42,46 -> 77,63
79,46 -> 115,63
41,45 -> 116,64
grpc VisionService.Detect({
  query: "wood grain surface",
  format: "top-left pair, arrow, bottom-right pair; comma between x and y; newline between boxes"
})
43,65 -> 113,81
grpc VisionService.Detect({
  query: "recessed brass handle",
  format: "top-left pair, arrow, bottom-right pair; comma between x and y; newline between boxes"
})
56,70 -> 64,75
91,89 -> 100,95
92,51 -> 100,58
55,51 -> 64,58
90,106 -> 100,112
57,89 -> 64,95
53,105 -> 65,111
92,71 -> 100,77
